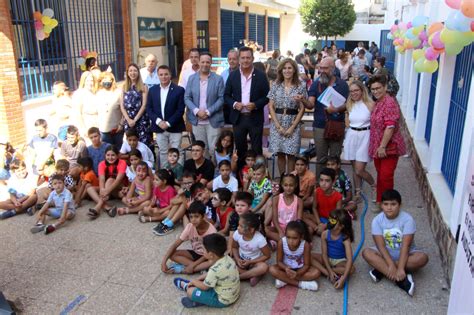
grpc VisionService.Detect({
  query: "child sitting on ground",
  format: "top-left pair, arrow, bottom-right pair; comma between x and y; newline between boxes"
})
0,159 -> 38,219
312,209 -> 355,289
232,212 -> 271,286
265,173 -> 303,242
119,161 -> 153,215
0,138 -> 16,185
189,182 -> 216,225
173,233 -> 240,309
211,160 -> 238,200
60,125 -> 88,178
304,168 -> 342,236
362,189 -> 429,297
211,188 -> 233,232
292,156 -> 316,210
162,148 -> 183,183
152,171 -> 195,235
246,162 -> 271,214
31,174 -> 75,234
119,128 -> 155,168
139,169 -> 176,222
87,145 -> 126,219
161,201 -> 217,274
87,127 -> 110,175
28,119 -> 57,178
74,157 -> 99,207
326,156 -> 357,219
269,220 -> 320,291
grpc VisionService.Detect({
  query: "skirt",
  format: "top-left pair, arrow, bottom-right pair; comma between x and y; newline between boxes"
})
342,128 -> 370,163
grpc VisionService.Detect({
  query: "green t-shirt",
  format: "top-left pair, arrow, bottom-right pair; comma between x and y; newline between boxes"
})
204,255 -> 240,305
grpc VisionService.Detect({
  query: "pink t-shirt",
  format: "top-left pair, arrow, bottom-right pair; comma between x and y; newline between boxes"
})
153,185 -> 177,208
179,222 -> 217,255
98,159 -> 127,178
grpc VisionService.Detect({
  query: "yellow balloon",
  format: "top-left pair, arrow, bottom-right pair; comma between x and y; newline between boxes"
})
414,57 -> 425,72
412,25 -> 424,36
50,19 -> 58,27
43,25 -> 52,33
440,28 -> 470,45
423,59 -> 438,73
41,16 -> 51,25
412,49 -> 424,61
445,44 -> 464,55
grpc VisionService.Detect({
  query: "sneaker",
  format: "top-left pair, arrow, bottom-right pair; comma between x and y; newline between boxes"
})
275,279 -> 287,289
26,207 -> 35,216
369,269 -> 384,283
154,224 -> 174,236
30,224 -> 45,234
44,225 -> 56,235
250,276 -> 262,287
173,277 -> 190,291
152,222 -> 165,233
298,280 -> 318,291
0,210 -> 16,220
181,297 -> 204,308
396,274 -> 415,297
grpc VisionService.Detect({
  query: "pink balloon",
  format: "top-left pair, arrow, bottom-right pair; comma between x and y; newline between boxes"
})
432,32 -> 445,49
398,22 -> 407,31
36,29 -> 45,40
419,30 -> 428,41
34,20 -> 43,30
390,24 -> 398,33
471,21 -> 474,32
407,22 -> 413,29
445,0 -> 461,9
425,47 -> 440,61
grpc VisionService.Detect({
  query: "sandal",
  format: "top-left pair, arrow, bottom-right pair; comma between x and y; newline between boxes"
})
354,189 -> 362,203
118,207 -> 129,216
139,215 -> 152,223
173,277 -> 189,291
106,206 -> 117,218
88,208 -> 99,220
370,184 -> 377,203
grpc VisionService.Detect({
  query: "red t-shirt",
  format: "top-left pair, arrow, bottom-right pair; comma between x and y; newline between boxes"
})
98,159 -> 127,178
217,207 -> 233,230
315,187 -> 342,219
81,170 -> 99,187
153,185 -> 177,208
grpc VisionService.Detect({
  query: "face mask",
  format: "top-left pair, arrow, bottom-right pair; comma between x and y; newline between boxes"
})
102,81 -> 112,89
327,217 -> 338,230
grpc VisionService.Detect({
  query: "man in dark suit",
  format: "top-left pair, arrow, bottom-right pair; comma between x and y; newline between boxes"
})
224,46 -> 269,166
146,65 -> 186,166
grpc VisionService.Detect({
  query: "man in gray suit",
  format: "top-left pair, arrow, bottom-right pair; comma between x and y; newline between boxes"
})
184,52 -> 225,158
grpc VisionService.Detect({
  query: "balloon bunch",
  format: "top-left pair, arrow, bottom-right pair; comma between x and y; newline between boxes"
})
387,0 -> 474,73
33,8 -> 59,41
78,49 -> 98,72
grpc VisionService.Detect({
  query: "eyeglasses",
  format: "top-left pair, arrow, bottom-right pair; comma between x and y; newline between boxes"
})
212,196 -> 220,201
370,86 -> 383,92
182,182 -> 193,186
349,89 -> 361,93
328,217 -> 338,225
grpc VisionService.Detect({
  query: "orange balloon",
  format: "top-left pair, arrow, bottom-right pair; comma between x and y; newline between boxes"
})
33,11 -> 42,21
428,22 -> 444,36
433,47 -> 445,54
461,0 -> 474,18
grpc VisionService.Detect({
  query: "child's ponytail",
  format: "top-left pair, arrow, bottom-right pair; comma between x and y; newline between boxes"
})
286,220 -> 312,243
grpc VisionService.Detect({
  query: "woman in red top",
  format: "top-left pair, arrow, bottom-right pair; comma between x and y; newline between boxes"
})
87,145 -> 127,219
368,75 -> 406,208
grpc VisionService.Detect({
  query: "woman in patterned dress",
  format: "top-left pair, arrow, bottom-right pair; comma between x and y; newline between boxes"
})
268,58 -> 310,174
120,63 -> 152,148
368,74 -> 406,209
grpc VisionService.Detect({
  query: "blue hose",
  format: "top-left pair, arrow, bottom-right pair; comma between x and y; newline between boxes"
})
342,192 -> 369,315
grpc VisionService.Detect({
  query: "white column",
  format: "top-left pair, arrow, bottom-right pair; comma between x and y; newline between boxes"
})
427,53 -> 456,173
413,72 -> 432,140
404,50 -> 418,121
401,53 -> 412,112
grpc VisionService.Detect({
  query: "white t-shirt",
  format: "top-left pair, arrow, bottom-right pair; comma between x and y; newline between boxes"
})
232,230 -> 267,260
120,141 -> 155,167
212,175 -> 238,192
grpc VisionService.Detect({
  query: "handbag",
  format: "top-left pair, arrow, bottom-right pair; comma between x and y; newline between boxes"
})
324,118 -> 345,141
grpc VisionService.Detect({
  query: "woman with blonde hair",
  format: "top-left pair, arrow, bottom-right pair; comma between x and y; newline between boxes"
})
96,72 -> 124,148
50,81 -> 73,141
343,80 -> 375,201
120,63 -> 152,148
268,58 -> 310,174
73,71 -> 99,135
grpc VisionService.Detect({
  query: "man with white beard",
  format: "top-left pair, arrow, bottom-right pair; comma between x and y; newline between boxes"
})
306,57 -> 349,176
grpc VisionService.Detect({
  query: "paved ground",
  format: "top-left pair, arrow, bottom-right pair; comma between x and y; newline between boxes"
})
0,155 -> 449,314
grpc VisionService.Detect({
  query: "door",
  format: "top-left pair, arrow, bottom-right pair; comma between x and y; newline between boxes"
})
424,69 -> 438,144
379,30 -> 395,73
167,21 -> 183,78
196,21 -> 209,53
413,73 -> 421,118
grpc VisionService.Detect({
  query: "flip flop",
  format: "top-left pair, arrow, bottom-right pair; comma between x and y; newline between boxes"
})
107,206 -> 117,218
88,208 -> 99,220
181,297 -> 204,308
173,277 -> 190,291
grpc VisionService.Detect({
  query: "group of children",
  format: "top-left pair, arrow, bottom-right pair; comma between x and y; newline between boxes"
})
0,119 -> 428,309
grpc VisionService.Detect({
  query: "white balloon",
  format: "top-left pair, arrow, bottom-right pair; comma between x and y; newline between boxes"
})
42,8 -> 54,18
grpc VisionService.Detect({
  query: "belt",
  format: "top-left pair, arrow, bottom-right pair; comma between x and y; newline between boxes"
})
275,108 -> 299,115
350,126 -> 370,131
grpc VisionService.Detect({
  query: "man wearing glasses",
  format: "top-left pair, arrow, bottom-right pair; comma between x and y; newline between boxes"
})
183,140 -> 215,185
306,57 -> 349,176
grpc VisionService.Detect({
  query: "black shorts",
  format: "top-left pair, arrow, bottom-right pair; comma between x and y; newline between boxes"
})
187,250 -> 203,261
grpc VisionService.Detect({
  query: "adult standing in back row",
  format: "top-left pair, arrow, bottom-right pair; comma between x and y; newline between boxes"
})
224,46 -> 269,167
307,57 -> 349,176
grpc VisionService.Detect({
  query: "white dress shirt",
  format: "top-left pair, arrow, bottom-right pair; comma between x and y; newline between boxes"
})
156,83 -> 171,127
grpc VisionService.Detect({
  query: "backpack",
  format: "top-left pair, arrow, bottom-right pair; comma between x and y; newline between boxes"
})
387,70 -> 399,97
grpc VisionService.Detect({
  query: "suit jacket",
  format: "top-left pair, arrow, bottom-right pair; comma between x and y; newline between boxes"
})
184,72 -> 225,128
224,68 -> 270,125
146,82 -> 185,133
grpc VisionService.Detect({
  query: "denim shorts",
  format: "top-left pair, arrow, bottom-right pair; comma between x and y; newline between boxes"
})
48,207 -> 75,219
0,168 -> 10,180
191,288 -> 228,308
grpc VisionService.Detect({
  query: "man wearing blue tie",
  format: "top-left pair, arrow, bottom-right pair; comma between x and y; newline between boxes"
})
146,65 -> 186,166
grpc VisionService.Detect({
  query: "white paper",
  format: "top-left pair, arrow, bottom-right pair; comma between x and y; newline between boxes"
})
317,86 -> 346,108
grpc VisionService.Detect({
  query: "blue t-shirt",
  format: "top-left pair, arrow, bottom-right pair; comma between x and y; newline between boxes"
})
371,211 -> 416,254
308,77 -> 349,128
87,142 -> 110,175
